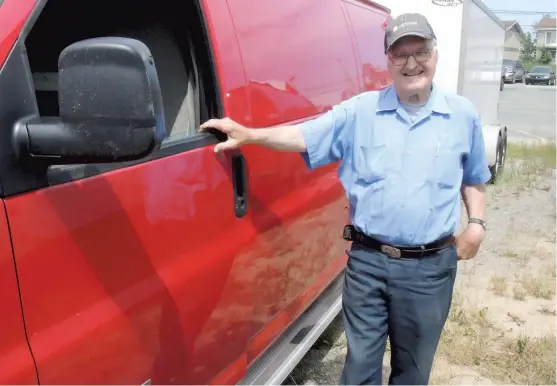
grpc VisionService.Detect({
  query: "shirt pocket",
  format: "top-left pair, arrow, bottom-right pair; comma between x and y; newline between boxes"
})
430,145 -> 464,189
355,143 -> 389,184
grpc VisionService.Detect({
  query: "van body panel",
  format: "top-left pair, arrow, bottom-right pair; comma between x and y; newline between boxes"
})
223,0 -> 379,365
5,1 -> 257,382
342,0 -> 392,91
5,150 -> 261,384
0,202 -> 37,384
0,0 -> 35,68
200,0 -> 251,126
226,0 -> 361,127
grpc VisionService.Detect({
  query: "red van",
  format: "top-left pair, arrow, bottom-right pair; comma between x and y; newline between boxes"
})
0,0 -> 392,383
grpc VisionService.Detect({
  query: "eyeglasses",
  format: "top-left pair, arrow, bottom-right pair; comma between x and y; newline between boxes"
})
388,50 -> 432,67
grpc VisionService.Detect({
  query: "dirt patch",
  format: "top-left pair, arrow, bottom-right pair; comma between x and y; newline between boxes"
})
286,142 -> 557,385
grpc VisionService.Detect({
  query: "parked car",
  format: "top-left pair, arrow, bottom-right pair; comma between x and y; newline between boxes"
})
502,59 -> 525,83
525,65 -> 556,86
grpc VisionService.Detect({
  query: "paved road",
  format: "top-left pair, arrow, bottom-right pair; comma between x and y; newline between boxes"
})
498,83 -> 556,141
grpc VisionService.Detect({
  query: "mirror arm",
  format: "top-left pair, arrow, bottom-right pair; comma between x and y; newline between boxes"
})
13,116 -> 157,165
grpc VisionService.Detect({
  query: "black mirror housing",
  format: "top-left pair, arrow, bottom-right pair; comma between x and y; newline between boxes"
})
13,37 -> 166,165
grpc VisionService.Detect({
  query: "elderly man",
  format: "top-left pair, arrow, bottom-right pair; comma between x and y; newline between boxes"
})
200,12 -> 490,386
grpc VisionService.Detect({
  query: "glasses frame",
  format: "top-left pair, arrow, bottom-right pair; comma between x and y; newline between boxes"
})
387,50 -> 433,67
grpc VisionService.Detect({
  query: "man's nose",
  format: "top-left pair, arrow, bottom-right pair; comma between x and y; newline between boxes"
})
405,55 -> 418,69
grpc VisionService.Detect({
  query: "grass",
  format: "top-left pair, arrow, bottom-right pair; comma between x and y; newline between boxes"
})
518,274 -> 555,300
496,142 -> 556,188
503,250 -> 521,259
513,285 -> 527,301
498,335 -> 556,384
506,142 -> 556,168
490,275 -> 507,296
438,293 -> 556,385
538,306 -> 556,316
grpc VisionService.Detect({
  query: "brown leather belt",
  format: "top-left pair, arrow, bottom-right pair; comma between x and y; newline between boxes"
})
342,225 -> 455,258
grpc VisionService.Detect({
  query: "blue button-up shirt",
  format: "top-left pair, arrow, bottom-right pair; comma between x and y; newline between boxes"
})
299,84 -> 491,247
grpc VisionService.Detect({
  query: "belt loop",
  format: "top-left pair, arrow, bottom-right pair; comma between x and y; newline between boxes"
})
420,244 -> 425,257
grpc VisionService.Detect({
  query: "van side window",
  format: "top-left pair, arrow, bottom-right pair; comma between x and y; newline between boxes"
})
25,0 -> 217,141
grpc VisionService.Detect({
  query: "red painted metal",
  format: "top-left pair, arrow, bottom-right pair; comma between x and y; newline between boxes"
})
0,0 -> 36,68
342,0 -> 393,91
1,0 -> 391,383
0,202 -> 37,385
223,0 -> 361,364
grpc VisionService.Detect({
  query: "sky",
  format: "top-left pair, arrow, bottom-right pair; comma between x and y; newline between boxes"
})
483,0 -> 556,33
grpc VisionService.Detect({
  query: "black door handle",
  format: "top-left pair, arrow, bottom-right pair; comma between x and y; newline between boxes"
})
231,153 -> 248,218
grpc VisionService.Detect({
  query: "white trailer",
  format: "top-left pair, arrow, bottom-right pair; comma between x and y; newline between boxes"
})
382,0 -> 508,181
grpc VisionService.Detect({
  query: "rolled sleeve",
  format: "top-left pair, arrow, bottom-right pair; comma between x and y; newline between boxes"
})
462,113 -> 492,185
299,97 -> 356,170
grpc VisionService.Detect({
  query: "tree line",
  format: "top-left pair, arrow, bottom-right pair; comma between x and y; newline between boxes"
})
519,13 -> 555,69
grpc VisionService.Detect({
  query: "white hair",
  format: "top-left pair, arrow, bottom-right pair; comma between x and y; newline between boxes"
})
427,38 -> 438,52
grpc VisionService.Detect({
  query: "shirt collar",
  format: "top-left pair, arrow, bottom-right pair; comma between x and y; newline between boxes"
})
377,83 -> 452,115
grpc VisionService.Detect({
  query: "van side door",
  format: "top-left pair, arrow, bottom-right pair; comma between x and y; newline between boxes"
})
0,0 -> 258,384
224,0 -> 360,363
0,202 -> 37,384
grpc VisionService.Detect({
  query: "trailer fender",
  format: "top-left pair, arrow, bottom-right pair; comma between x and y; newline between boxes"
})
482,124 -> 506,168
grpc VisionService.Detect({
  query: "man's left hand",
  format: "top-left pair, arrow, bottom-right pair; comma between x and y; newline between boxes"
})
455,223 -> 485,261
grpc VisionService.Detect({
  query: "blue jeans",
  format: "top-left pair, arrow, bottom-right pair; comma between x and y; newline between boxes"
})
339,241 -> 457,385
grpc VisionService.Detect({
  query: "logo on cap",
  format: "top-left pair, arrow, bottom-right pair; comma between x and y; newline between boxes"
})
432,0 -> 463,6
393,21 -> 419,32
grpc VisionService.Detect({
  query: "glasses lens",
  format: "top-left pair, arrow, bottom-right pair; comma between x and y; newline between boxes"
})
414,51 -> 431,62
391,54 -> 408,66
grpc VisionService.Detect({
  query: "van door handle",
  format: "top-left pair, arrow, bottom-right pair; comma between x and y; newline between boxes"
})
231,153 -> 248,218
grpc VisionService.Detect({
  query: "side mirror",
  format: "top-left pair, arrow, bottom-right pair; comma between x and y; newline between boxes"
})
13,37 -> 166,165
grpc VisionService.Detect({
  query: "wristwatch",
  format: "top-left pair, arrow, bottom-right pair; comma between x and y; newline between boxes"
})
468,217 -> 487,231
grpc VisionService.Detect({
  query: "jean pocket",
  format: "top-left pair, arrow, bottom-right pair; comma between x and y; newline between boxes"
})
417,244 -> 458,282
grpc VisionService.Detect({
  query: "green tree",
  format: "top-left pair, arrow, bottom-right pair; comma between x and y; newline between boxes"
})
539,47 -> 553,64
520,32 -> 537,62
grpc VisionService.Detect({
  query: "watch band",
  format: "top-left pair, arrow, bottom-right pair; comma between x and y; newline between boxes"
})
468,217 -> 487,230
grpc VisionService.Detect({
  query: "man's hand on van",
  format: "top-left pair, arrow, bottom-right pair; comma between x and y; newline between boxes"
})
199,117 -> 251,153
200,117 -> 307,153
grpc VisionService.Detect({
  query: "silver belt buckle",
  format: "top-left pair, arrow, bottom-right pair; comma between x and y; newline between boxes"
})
381,244 -> 401,258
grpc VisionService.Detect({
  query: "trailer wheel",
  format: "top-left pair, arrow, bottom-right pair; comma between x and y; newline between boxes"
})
488,134 -> 505,184
500,131 -> 507,171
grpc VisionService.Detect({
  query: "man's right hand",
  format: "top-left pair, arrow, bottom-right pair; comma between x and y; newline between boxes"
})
200,117 -> 306,154
199,117 -> 252,153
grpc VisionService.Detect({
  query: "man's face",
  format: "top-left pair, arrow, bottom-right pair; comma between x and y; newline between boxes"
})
387,36 -> 437,95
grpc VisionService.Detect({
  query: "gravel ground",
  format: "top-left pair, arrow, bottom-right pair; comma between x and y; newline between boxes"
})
285,148 -> 557,385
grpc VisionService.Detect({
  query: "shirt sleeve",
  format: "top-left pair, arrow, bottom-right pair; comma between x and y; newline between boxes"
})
298,96 -> 357,170
462,112 -> 492,185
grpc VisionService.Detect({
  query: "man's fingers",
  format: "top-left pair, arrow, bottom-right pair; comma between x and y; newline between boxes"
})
213,139 -> 238,153
213,143 -> 224,153
199,119 -> 217,131
199,118 -> 230,133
